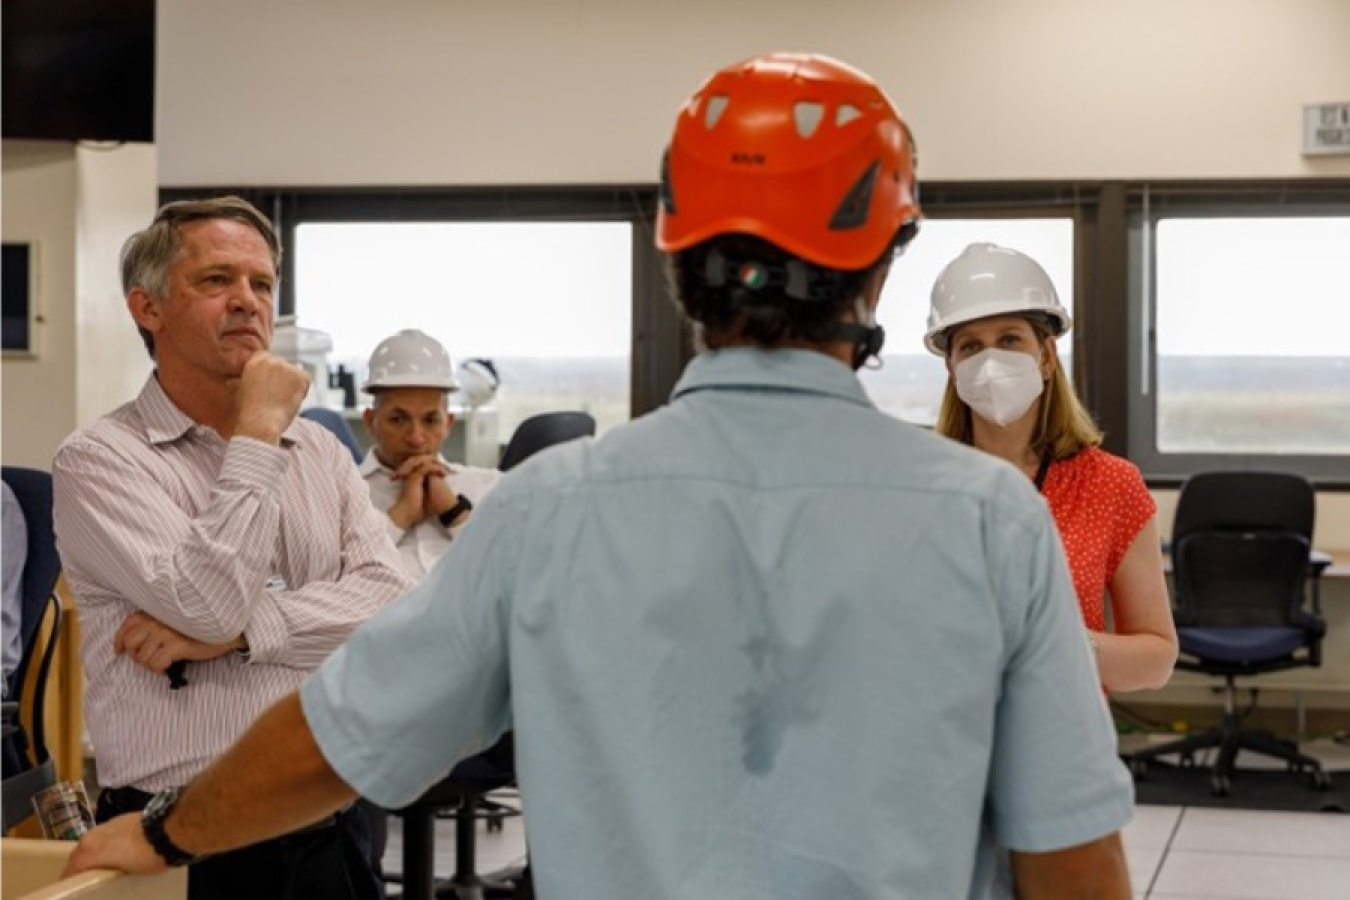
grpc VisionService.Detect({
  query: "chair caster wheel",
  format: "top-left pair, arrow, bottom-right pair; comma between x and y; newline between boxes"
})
1210,774 -> 1231,796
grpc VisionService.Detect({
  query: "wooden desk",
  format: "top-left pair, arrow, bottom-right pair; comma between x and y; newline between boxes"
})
2,838 -> 186,899
1311,549 -> 1350,579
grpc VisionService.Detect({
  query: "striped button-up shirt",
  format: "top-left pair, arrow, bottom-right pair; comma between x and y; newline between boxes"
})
53,375 -> 411,791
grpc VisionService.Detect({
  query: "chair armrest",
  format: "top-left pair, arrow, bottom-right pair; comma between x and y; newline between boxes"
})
1307,551 -> 1329,618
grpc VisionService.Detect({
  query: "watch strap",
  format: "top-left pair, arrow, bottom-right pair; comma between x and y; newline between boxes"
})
141,788 -> 197,867
438,494 -> 473,529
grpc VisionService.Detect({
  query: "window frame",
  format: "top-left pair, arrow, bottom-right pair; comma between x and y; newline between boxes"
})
160,179 -> 1350,489
1123,182 -> 1350,487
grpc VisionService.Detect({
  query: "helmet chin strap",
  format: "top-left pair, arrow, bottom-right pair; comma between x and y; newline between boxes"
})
833,322 -> 886,370
833,296 -> 885,370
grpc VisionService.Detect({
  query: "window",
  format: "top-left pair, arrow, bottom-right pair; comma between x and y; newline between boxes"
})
159,179 -> 1349,486
1127,189 -> 1350,484
1154,217 -> 1349,454
861,217 -> 1074,426
294,220 -> 633,438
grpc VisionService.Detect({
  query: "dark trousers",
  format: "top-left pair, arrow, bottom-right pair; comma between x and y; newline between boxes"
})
97,786 -> 386,900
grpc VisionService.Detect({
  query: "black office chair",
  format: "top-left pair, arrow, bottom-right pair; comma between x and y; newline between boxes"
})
1128,471 -> 1330,797
300,406 -> 365,464
497,411 -> 596,471
2,467 -> 65,832
388,411 -> 595,899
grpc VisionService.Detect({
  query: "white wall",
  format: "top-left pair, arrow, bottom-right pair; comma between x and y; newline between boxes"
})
158,0 -> 1350,187
1,141 -> 156,470
2,142 -> 80,469
73,146 -> 157,426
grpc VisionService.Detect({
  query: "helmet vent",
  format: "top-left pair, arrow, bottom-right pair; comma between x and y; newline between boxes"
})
793,101 -> 824,138
828,161 -> 879,231
704,95 -> 730,129
835,104 -> 862,127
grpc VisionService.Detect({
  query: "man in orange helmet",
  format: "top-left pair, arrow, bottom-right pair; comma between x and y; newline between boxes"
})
66,54 -> 1132,898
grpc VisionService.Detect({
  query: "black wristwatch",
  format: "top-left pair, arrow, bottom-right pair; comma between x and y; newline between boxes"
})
141,787 -> 198,867
437,493 -> 473,529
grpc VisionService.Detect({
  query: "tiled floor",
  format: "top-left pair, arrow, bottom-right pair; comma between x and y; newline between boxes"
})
384,741 -> 1350,899
1122,737 -> 1350,899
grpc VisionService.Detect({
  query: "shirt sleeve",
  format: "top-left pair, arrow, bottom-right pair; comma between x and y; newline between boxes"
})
381,514 -> 407,548
301,475 -> 520,808
1105,456 -> 1157,582
53,435 -> 290,645
245,441 -> 412,668
984,484 -> 1135,851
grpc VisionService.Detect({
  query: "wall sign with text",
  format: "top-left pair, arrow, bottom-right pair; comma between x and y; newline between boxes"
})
1303,103 -> 1350,156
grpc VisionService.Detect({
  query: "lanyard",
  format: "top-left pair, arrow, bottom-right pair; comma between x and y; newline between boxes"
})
1033,453 -> 1052,494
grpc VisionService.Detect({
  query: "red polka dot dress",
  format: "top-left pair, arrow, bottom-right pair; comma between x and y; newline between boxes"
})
1039,447 -> 1156,631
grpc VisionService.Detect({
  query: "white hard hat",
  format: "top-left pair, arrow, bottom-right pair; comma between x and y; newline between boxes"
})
363,329 -> 459,392
923,242 -> 1071,356
457,358 -> 500,409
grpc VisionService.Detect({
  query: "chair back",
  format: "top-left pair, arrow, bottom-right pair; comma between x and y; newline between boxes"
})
1,467 -> 63,832
1,469 -> 62,704
498,411 -> 596,472
0,598 -> 59,831
1171,471 -> 1315,629
299,407 -> 364,465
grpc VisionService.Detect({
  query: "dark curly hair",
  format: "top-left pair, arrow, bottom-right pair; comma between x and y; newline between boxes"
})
666,234 -> 887,349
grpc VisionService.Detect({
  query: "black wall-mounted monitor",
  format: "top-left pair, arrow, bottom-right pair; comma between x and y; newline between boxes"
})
2,0 -> 156,143
3,242 -> 36,354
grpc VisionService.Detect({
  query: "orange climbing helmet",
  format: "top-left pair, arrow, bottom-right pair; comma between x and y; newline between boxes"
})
656,52 -> 920,271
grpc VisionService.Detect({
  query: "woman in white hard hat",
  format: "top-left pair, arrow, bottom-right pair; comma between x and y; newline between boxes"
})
926,242 -> 1178,693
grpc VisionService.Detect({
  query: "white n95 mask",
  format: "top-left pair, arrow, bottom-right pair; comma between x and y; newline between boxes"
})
954,348 -> 1045,427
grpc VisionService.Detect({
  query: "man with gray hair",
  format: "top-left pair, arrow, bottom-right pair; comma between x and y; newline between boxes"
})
53,196 -> 409,900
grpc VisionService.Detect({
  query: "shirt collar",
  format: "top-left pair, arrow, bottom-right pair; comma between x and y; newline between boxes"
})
135,374 -> 304,446
670,347 -> 877,410
358,449 -> 384,477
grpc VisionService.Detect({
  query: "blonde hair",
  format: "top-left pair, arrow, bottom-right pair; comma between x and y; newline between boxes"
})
935,316 -> 1101,461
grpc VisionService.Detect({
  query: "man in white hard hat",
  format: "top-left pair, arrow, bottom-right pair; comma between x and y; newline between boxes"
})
360,329 -> 502,580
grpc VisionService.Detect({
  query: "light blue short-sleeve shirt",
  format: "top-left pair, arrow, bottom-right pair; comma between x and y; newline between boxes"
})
303,348 -> 1133,899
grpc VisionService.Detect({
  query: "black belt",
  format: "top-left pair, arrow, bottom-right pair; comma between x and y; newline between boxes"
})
98,786 -> 344,835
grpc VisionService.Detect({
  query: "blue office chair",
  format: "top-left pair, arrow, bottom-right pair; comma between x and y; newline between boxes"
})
389,411 -> 595,900
300,406 -> 365,465
1,467 -> 64,832
1128,471 -> 1330,797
